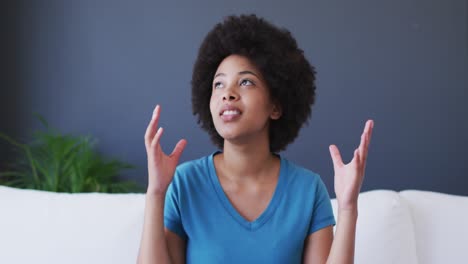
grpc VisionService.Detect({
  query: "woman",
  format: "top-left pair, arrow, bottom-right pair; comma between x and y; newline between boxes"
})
137,14 -> 374,264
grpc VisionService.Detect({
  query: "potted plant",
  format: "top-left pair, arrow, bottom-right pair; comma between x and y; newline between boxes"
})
0,115 -> 143,193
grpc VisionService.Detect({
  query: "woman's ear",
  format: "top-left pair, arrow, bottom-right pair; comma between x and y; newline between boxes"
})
270,103 -> 282,120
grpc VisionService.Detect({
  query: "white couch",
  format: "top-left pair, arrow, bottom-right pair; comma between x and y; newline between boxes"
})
1,185 -> 467,264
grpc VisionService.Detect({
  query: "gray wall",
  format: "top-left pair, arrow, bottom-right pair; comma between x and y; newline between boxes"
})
1,1 -> 21,169
2,0 -> 467,196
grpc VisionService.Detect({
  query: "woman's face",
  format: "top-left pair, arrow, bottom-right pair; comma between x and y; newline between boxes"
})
209,54 -> 281,146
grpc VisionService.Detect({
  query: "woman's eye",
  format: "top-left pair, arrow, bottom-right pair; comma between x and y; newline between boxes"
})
240,79 -> 254,86
213,82 -> 223,89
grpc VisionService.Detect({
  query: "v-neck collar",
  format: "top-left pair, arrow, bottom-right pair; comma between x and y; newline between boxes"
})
207,151 -> 288,231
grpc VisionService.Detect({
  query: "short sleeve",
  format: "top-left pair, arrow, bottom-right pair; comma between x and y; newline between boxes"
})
164,171 -> 187,240
308,178 -> 336,234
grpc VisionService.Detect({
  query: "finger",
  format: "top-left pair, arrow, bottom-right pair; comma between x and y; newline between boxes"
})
145,105 -> 161,148
329,145 -> 344,169
361,120 -> 374,163
170,139 -> 187,162
150,127 -> 164,151
144,105 -> 160,146
358,131 -> 366,160
353,148 -> 360,165
366,120 -> 374,146
355,148 -> 366,181
359,120 -> 374,163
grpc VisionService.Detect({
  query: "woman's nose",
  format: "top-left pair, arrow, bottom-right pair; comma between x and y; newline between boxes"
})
223,94 -> 238,101
222,87 -> 239,101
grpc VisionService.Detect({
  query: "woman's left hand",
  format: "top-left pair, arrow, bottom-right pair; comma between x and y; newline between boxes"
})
329,120 -> 374,211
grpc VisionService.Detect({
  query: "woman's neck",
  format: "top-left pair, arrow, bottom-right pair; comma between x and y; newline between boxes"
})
216,139 -> 278,183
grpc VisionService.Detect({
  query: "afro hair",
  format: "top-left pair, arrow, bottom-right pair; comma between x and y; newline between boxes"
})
191,14 -> 316,153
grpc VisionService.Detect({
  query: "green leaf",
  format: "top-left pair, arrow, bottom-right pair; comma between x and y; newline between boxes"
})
0,115 -> 143,193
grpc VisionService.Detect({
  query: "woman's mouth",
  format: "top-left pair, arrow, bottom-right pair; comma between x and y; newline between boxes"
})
219,107 -> 242,122
221,110 -> 240,116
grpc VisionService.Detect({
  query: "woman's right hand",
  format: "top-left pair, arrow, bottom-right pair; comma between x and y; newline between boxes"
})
144,105 -> 187,195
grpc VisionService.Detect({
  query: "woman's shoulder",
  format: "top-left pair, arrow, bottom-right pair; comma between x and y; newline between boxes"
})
176,155 -> 210,173
172,152 -> 216,186
281,157 -> 332,201
281,156 -> 323,185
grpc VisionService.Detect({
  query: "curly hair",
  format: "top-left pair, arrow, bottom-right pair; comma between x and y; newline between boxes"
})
191,14 -> 316,153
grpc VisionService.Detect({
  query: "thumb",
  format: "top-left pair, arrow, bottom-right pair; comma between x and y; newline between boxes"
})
170,139 -> 187,162
329,144 -> 344,169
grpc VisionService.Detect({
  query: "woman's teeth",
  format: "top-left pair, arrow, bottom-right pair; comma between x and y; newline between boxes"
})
222,110 -> 240,116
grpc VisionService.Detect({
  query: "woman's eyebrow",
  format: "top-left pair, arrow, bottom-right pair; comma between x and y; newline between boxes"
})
214,72 -> 225,78
238,71 -> 259,78
214,70 -> 259,79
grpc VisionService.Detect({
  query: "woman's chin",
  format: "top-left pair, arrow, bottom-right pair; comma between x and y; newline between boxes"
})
219,134 -> 238,142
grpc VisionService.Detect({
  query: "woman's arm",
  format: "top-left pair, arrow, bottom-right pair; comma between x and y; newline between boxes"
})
137,193 -> 172,264
137,193 -> 186,264
303,120 -> 374,264
136,105 -> 187,264
326,208 -> 358,264
302,226 -> 333,263
165,228 -> 186,264
302,209 -> 357,264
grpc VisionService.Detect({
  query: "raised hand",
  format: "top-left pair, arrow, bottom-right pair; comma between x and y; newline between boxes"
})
144,105 -> 187,195
329,120 -> 374,211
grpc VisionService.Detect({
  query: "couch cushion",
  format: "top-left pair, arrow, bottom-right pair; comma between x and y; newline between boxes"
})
0,186 -> 423,264
400,190 -> 468,264
331,190 -> 419,264
0,186 -> 145,264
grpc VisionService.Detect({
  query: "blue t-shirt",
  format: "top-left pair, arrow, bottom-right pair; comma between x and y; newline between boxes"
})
164,152 -> 335,263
